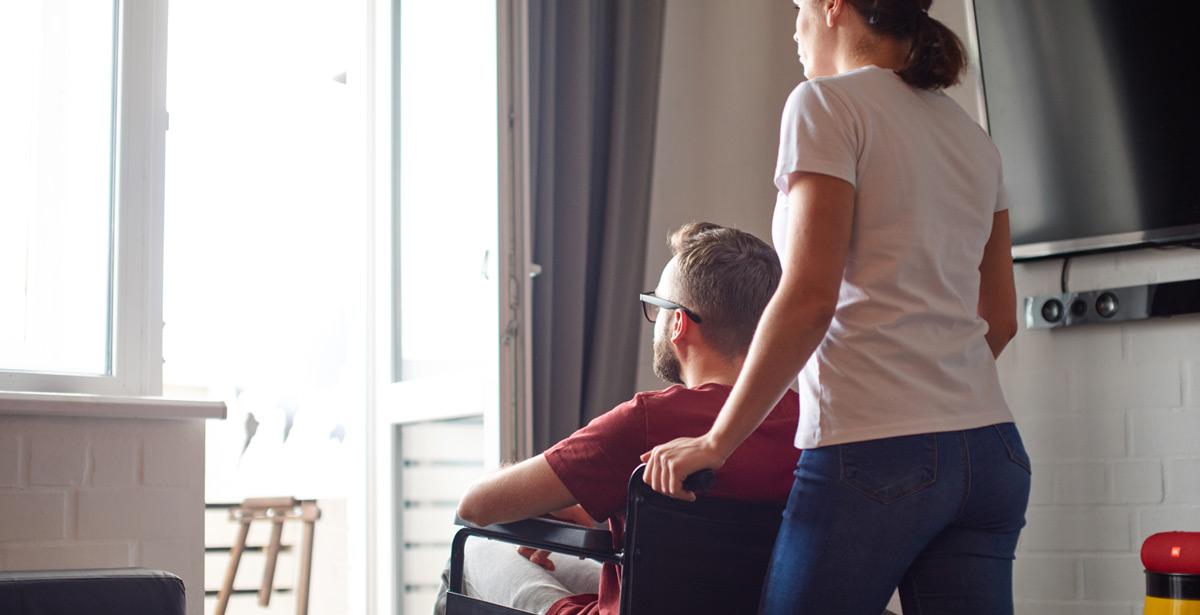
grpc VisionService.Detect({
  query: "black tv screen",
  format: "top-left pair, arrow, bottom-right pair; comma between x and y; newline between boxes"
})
973,1 -> 1200,260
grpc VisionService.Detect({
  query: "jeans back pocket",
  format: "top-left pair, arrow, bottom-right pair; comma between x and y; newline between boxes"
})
839,434 -> 938,504
994,422 -> 1032,474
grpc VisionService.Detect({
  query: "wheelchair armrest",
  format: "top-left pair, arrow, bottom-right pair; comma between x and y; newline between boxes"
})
453,515 -> 618,561
453,515 -> 617,558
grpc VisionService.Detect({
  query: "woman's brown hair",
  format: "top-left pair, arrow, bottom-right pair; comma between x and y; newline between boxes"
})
845,0 -> 966,90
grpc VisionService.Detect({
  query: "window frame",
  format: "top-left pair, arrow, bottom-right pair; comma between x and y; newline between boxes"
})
0,0 -> 167,397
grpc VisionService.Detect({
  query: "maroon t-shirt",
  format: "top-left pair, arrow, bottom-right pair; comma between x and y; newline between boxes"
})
543,382 -> 800,615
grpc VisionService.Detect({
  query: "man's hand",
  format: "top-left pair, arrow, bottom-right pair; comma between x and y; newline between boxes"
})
516,505 -> 598,571
516,546 -> 556,571
640,434 -> 727,501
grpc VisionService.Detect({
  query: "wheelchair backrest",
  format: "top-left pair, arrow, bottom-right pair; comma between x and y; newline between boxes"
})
619,465 -> 785,614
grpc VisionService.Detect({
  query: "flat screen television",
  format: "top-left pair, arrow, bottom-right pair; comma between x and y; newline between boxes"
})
973,1 -> 1200,260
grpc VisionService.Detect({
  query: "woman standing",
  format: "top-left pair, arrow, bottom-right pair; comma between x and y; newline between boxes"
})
641,1 -> 1029,613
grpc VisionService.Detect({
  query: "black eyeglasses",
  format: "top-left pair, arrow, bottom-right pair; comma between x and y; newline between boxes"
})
639,291 -> 703,324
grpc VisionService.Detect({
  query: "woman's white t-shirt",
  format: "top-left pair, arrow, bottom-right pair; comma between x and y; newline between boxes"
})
773,65 -> 1012,449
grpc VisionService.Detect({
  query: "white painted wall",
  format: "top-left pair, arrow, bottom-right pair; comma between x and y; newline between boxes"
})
0,413 -> 206,615
636,0 -> 803,392
641,1 -> 1200,613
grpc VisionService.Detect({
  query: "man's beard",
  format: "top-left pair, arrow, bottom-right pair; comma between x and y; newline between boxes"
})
652,333 -> 684,385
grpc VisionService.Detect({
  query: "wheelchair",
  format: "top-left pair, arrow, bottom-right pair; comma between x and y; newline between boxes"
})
445,464 -> 785,614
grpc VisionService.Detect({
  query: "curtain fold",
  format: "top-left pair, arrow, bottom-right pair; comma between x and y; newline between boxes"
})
528,0 -> 667,452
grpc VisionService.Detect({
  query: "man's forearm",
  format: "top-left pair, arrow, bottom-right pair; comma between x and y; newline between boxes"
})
456,455 -> 577,527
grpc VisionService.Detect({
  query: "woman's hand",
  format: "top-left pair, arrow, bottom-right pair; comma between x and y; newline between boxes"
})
640,434 -> 728,501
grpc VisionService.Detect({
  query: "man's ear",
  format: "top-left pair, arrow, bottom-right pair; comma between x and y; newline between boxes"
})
669,309 -> 688,345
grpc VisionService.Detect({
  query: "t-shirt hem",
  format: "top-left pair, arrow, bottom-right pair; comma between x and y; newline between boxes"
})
797,410 -> 1015,449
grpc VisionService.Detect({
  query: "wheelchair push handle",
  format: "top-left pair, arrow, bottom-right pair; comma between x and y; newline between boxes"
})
630,464 -> 717,498
682,469 -> 717,495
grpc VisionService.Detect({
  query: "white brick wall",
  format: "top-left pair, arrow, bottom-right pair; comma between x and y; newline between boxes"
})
1005,249 -> 1200,615
0,415 -> 206,615
1165,459 -> 1200,502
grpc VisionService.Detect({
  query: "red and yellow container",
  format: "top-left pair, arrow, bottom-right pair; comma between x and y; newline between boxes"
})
1144,532 -> 1200,615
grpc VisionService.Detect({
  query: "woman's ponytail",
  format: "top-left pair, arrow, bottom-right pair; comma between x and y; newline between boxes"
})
847,0 -> 967,90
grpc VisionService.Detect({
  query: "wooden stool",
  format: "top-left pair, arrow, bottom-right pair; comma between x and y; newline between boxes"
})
213,497 -> 321,615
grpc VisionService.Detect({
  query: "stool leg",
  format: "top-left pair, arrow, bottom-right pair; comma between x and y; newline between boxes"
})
215,518 -> 252,615
295,517 -> 316,615
259,515 -> 285,606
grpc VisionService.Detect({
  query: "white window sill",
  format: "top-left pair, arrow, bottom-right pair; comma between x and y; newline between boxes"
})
0,390 -> 227,421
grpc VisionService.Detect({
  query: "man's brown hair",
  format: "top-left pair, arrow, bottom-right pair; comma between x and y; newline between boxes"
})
667,222 -> 782,357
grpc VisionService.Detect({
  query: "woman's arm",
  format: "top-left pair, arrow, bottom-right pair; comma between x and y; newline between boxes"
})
641,171 -> 854,500
977,211 -> 1018,358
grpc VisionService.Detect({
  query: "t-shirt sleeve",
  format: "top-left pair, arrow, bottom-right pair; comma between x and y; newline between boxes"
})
543,398 -> 648,523
774,81 -> 860,196
995,162 -> 1010,212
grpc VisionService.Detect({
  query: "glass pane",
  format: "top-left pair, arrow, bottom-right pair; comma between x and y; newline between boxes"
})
163,2 -> 368,610
163,0 -> 365,492
0,0 -> 118,375
396,0 -> 498,380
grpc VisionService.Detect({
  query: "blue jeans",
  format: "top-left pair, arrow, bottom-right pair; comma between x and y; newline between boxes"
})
759,423 -> 1032,615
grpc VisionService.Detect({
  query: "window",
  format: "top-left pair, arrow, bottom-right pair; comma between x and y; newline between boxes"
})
0,0 -> 167,396
162,0 -> 368,497
377,5 -> 502,610
0,1 -> 117,376
392,0 -> 499,386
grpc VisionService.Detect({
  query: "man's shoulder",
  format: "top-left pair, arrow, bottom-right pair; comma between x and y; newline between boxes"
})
630,383 -> 797,414
565,386 -> 699,444
580,385 -> 688,430
630,383 -> 695,403
631,383 -> 730,412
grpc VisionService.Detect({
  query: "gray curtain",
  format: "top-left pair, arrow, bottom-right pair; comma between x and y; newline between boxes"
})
528,0 -> 667,451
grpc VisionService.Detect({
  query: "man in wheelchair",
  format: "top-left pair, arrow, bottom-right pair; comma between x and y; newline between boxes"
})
437,223 -> 801,615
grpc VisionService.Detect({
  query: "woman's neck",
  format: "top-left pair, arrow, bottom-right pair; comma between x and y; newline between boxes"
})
835,33 -> 911,75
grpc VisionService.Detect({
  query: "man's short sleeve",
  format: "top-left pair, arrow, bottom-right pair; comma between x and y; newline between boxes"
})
543,398 -> 648,523
774,81 -> 860,195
